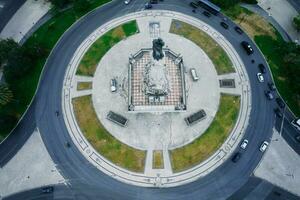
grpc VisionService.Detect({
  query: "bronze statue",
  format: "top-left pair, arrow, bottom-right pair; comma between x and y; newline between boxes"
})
152,38 -> 165,60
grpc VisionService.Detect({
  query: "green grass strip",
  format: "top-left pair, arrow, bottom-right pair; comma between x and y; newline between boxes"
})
169,19 -> 235,75
72,95 -> 146,172
76,20 -> 139,76
170,94 -> 240,172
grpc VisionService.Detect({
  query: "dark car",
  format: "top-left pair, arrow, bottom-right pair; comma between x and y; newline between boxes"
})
150,0 -> 158,3
274,108 -> 283,118
203,11 -> 211,17
145,2 -> 152,9
234,26 -> 243,34
241,41 -> 254,55
295,135 -> 300,143
268,82 -> 276,91
231,152 -> 241,163
42,186 -> 54,194
190,1 -> 198,8
220,21 -> 229,29
276,97 -> 285,108
258,64 -> 266,73
264,90 -> 274,100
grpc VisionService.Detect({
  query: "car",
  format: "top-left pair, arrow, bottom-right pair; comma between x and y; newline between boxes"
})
240,139 -> 248,149
268,82 -> 276,91
258,64 -> 266,73
190,68 -> 199,81
110,79 -> 117,92
231,152 -> 241,163
274,108 -> 283,118
234,26 -> 243,34
220,21 -> 229,29
275,97 -> 285,109
124,0 -> 131,4
150,0 -> 158,3
260,141 -> 269,152
241,41 -> 254,55
295,135 -> 300,143
145,2 -> 152,9
264,90 -> 274,100
42,186 -> 54,194
203,11 -> 211,17
291,118 -> 300,131
257,73 -> 264,82
190,2 -> 198,8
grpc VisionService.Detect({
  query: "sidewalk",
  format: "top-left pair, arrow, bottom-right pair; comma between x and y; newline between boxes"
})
0,128 -> 65,198
257,0 -> 300,43
0,0 -> 51,43
254,129 -> 300,197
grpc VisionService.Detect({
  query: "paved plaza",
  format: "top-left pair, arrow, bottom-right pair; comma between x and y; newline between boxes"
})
62,10 -> 251,187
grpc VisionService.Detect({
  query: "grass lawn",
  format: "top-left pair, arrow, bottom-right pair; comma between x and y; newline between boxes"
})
170,94 -> 240,172
153,150 -> 164,169
169,20 -> 234,75
76,20 -> 139,76
77,82 -> 93,91
225,5 -> 300,116
72,95 -> 146,172
0,0 -> 111,142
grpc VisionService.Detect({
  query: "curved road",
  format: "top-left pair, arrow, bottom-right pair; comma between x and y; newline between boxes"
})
1,0 -> 298,199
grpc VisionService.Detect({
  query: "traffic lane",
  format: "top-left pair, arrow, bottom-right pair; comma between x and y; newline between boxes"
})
281,120 -> 300,154
0,0 -> 26,32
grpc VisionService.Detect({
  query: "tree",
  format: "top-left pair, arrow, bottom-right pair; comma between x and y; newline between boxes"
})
49,0 -> 71,9
0,84 -> 13,106
0,39 -> 19,67
73,0 -> 91,13
210,0 -> 240,9
293,15 -> 300,32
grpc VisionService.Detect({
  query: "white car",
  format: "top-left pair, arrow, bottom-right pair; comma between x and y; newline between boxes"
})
240,139 -> 248,149
124,0 -> 131,4
110,79 -> 117,92
190,68 -> 199,81
259,141 -> 269,152
257,73 -> 264,82
291,119 -> 300,132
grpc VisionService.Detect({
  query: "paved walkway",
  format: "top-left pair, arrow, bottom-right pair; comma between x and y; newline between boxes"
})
0,128 -> 65,198
0,0 -> 50,43
257,0 -> 300,43
254,128 -> 300,196
62,10 -> 251,187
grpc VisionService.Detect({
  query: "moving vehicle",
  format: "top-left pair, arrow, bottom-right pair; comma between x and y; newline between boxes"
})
291,118 -> 300,131
240,139 -> 248,149
295,135 -> 300,143
268,82 -> 276,91
145,2 -> 152,9
231,152 -> 241,163
234,26 -> 243,34
198,0 -> 221,15
190,68 -> 199,81
264,90 -> 274,100
258,64 -> 266,73
274,108 -> 283,118
203,11 -> 211,17
276,97 -> 285,109
257,73 -> 264,83
220,21 -> 229,29
110,79 -> 117,92
241,41 -> 254,55
42,186 -> 54,194
260,141 -> 269,152
124,0 -> 131,5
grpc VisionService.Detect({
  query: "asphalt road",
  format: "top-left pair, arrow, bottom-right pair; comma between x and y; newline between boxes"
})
1,0 -> 300,199
0,0 -> 26,33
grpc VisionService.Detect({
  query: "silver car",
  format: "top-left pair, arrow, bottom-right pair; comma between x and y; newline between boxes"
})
240,139 -> 248,149
260,141 -> 269,152
110,79 -> 117,92
257,73 -> 264,83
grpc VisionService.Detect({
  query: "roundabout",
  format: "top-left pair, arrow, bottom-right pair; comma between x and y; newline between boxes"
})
62,10 -> 251,187
34,0 -> 276,199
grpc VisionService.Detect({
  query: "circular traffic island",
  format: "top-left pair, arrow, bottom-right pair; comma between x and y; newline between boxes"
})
62,10 -> 251,187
